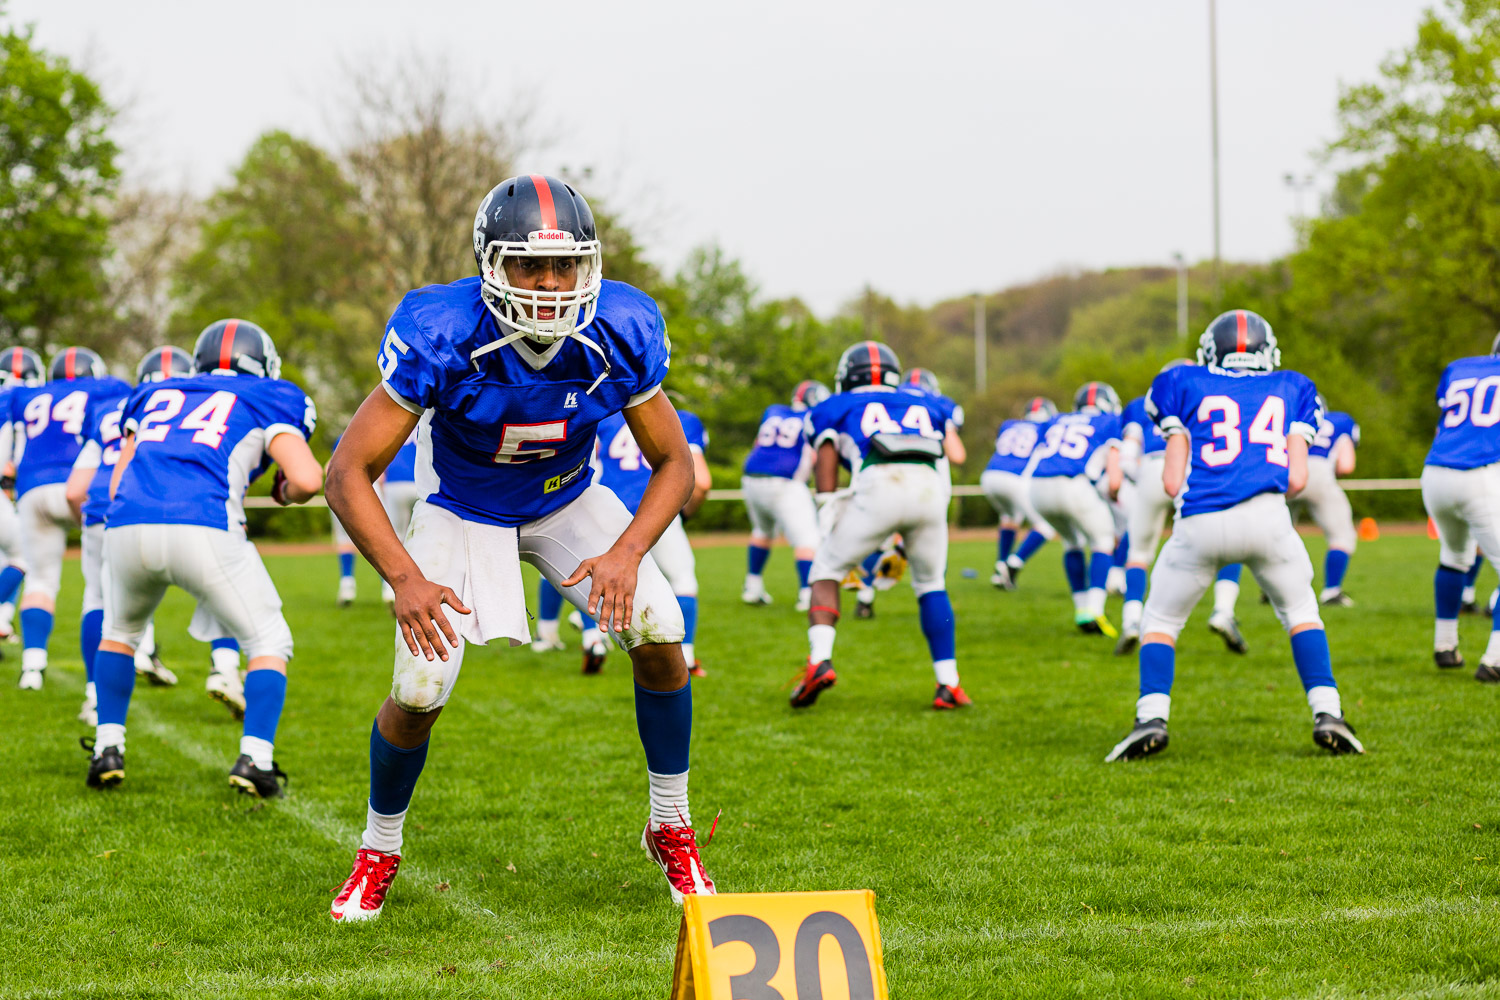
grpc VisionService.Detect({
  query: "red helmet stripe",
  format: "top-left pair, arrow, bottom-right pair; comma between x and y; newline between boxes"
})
64,348 -> 76,379
1086,383 -> 1097,406
219,320 -> 240,372
530,174 -> 558,231
10,350 -> 20,379
867,342 -> 881,385
1236,310 -> 1247,354
161,347 -> 172,378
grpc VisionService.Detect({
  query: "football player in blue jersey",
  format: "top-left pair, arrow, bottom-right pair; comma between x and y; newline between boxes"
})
82,320 -> 324,793
1117,361 -> 1248,656
791,341 -> 967,710
378,429 -> 421,610
981,396 -> 1058,589
741,380 -> 827,610
0,346 -> 44,642
325,176 -> 715,921
1106,310 -> 1362,760
1294,394 -> 1361,606
1421,331 -> 1500,679
7,348 -> 132,690
1024,382 -> 1124,636
846,367 -> 964,619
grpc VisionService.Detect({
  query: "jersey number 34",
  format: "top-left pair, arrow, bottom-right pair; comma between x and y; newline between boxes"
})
1197,394 -> 1288,467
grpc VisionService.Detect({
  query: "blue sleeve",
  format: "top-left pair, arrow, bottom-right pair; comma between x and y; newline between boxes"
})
1288,376 -> 1319,442
807,399 -> 838,447
120,383 -> 152,433
1097,413 -> 1122,444
380,300 -> 448,411
1145,370 -> 1186,436
679,411 -> 707,451
632,306 -> 672,399
262,380 -> 317,439
942,395 -> 963,429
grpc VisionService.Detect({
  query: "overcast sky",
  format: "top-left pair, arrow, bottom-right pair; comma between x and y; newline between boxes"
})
13,0 -> 1432,314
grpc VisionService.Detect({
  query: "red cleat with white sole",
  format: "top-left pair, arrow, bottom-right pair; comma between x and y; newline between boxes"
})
641,822 -> 716,905
330,848 -> 401,922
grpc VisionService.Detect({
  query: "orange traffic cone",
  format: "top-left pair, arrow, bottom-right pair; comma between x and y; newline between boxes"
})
1358,517 -> 1379,542
1428,517 -> 1439,540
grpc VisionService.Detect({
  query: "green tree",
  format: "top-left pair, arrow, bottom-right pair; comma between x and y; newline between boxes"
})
0,20 -> 119,347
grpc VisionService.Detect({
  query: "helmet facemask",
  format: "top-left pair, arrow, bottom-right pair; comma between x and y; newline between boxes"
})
477,230 -> 603,346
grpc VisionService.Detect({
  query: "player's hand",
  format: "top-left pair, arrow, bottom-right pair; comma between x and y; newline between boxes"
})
271,469 -> 291,506
562,547 -> 642,634
393,575 -> 471,662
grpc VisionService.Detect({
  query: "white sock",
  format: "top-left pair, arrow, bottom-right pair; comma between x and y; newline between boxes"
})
1006,554 -> 1025,570
1136,693 -> 1171,722
96,722 -> 125,752
1122,600 -> 1143,632
743,574 -> 764,594
1088,587 -> 1106,617
582,627 -> 606,652
1463,585 -> 1478,604
1213,579 -> 1240,616
1307,685 -> 1342,718
380,581 -> 395,602
22,647 -> 46,671
856,586 -> 875,605
1072,591 -> 1089,614
797,586 -> 811,602
240,735 -> 274,770
932,658 -> 959,686
1484,630 -> 1500,666
362,803 -> 406,854
84,681 -> 96,704
0,602 -> 13,625
807,623 -> 836,663
140,620 -> 156,657
681,642 -> 695,666
210,647 -> 240,675
648,769 -> 690,830
536,620 -> 560,644
1435,619 -> 1459,651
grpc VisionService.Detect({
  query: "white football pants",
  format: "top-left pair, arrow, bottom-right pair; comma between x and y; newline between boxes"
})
1291,458 -> 1357,552
979,469 -> 1056,537
1027,475 -> 1116,553
811,462 -> 949,596
1422,462 -> 1500,571
741,475 -> 819,550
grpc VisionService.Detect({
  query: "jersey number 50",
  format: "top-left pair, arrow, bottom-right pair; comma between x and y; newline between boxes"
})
1197,394 -> 1288,467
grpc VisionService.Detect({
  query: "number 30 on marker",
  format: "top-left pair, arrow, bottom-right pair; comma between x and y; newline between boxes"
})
671,890 -> 889,999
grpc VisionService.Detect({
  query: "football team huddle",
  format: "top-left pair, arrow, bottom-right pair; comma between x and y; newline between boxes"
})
8,176 -> 1500,924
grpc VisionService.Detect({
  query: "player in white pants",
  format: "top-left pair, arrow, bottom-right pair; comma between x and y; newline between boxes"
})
379,478 -> 421,606
1294,399 -> 1360,606
741,473 -> 819,607
0,488 -> 24,639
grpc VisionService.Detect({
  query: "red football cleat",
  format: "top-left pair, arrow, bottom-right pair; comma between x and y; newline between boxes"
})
933,683 -> 972,710
641,821 -> 716,905
330,848 -> 401,922
688,659 -> 707,678
789,659 -> 836,708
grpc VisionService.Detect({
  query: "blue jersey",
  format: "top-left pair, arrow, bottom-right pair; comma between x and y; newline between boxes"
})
1122,396 -> 1166,457
1425,355 -> 1500,470
75,398 -> 127,527
9,376 -> 131,497
1026,412 -> 1121,480
806,387 -> 952,470
107,374 -> 317,531
984,419 -> 1045,475
743,403 -> 813,479
595,409 -> 706,514
1309,410 -> 1359,460
385,431 -> 418,483
380,277 -> 670,527
1146,364 -> 1320,518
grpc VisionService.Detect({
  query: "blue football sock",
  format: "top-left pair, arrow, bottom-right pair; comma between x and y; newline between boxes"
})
1016,531 -> 1047,564
242,669 -> 287,743
796,559 -> 812,588
1290,628 -> 1336,692
1112,533 -> 1130,568
998,528 -> 1017,562
20,607 -> 52,651
211,637 -> 240,652
860,550 -> 881,582
0,565 -> 23,605
369,720 -> 429,816
1088,551 -> 1113,592
1139,641 -> 1175,698
634,681 -> 691,774
1125,567 -> 1148,603
1324,549 -> 1350,589
747,545 -> 770,575
1465,557 -> 1484,587
80,609 -> 104,684
917,591 -> 956,662
1063,550 -> 1087,593
339,552 -> 355,578
94,650 -> 136,727
1435,564 -> 1466,620
677,595 -> 699,644
1216,563 -> 1243,584
537,579 -> 563,622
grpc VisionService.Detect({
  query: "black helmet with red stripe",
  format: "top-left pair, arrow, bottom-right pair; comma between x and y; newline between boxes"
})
835,341 -> 901,394
902,367 -> 940,395
0,347 -> 43,387
791,380 -> 831,412
193,319 -> 281,379
1491,330 -> 1499,355
1073,381 -> 1121,415
1198,309 -> 1280,372
1021,396 -> 1058,422
49,347 -> 106,381
472,174 -> 602,346
136,346 -> 194,384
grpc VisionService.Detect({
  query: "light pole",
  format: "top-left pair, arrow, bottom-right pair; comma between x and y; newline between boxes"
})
1284,172 -> 1314,223
1173,252 -> 1188,341
1209,0 -> 1222,295
973,292 -> 987,395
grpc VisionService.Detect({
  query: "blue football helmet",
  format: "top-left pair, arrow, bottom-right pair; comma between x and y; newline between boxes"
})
1198,310 -> 1280,371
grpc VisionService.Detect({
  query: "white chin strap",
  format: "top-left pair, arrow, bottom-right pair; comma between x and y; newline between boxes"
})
469,325 -> 612,394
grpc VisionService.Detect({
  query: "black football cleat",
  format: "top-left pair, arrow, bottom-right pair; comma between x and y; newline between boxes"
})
1461,600 -> 1480,616
1475,663 -> 1500,684
81,737 -> 124,789
789,660 -> 837,708
582,639 -> 607,675
1434,648 -> 1465,669
1105,718 -> 1169,762
1319,589 -> 1355,608
1312,714 -> 1364,754
1113,629 -> 1140,656
229,755 -> 288,799
1207,613 -> 1249,655
853,600 -> 874,620
932,684 -> 972,710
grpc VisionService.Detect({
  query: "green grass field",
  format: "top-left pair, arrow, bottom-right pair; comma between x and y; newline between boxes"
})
6,533 -> 1500,999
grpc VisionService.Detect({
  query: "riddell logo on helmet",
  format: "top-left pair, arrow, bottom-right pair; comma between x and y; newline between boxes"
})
529,229 -> 574,246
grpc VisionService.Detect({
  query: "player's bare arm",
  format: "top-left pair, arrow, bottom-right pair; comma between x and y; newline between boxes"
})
64,464 -> 93,523
563,390 -> 692,632
1334,436 -> 1356,476
1106,444 -> 1123,500
109,433 -> 135,500
814,440 -> 841,494
1286,433 -> 1309,498
327,387 -> 471,662
1161,432 -> 1189,497
266,433 -> 324,505
682,449 -> 712,517
943,426 -> 966,464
